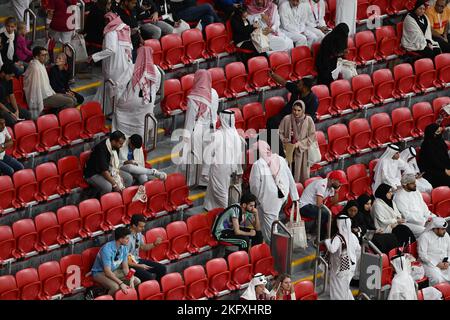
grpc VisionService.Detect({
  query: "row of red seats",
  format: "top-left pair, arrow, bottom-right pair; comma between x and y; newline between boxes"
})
0,172 -> 193,264
418,283 -> 450,300
6,101 -> 108,159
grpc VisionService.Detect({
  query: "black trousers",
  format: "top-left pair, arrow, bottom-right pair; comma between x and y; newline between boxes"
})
432,36 -> 450,53
134,259 -> 167,282
218,228 -> 263,251
0,103 -> 31,127
414,46 -> 441,59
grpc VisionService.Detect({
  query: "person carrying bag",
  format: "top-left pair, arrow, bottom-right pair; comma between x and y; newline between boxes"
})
286,201 -> 308,249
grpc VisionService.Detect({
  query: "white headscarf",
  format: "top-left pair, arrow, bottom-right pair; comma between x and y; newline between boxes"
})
400,146 -> 419,174
372,144 -> 401,191
424,216 -> 448,233
1,27 -> 15,61
422,286 -> 443,300
240,274 -> 270,300
388,253 -> 417,300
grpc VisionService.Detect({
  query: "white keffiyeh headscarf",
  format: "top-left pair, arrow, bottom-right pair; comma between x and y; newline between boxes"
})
106,138 -> 124,189
1,27 -> 15,61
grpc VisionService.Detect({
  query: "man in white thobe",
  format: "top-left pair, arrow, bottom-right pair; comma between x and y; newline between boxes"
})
372,144 -> 408,192
394,173 -> 435,238
204,110 -> 245,211
302,0 -> 330,44
279,0 -> 308,46
388,252 -> 417,300
335,0 -> 357,35
418,217 -> 450,285
11,0 -> 31,22
400,146 -> 433,194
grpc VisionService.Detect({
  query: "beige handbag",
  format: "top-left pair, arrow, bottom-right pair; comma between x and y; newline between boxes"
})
251,28 -> 270,53
286,202 -> 308,249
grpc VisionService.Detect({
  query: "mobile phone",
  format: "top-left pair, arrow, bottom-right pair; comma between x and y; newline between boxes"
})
443,257 -> 448,263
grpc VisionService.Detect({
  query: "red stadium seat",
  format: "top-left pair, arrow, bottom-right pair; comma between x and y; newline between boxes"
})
432,96 -> 450,121
0,275 -> 19,300
35,211 -> 64,249
80,101 -> 108,138
180,73 -> 195,106
391,107 -> 416,141
0,175 -> 17,213
370,112 -> 393,147
12,76 -> 27,109
144,179 -> 170,218
205,23 -> 230,57
356,0 -> 370,21
284,183 -> 305,219
393,63 -> 416,98
250,243 -> 277,277
242,102 -> 265,132
326,0 -> 336,27
187,214 -> 218,251
208,68 -> 227,98
269,51 -> 293,81
58,108 -> 83,145
122,186 -> 147,224
160,34 -> 184,70
345,37 -> 357,62
167,221 -> 196,259
431,187 -> 450,217
12,219 -> 40,258
247,56 -> 276,90
94,295 -> 114,300
144,39 -> 162,66
37,114 -> 61,152
79,150 -> 91,171
311,85 -> 332,119
38,261 -> 64,299
165,173 -> 193,210
5,127 -> 15,157
81,247 -> 100,288
355,30 -> 377,64
206,258 -> 235,296
115,288 -> 138,300
351,74 -> 375,109
435,53 -> 450,85
326,124 -> 351,161
414,58 -> 438,92
13,169 -> 43,205
228,251 -> 252,289
381,253 -> 393,286
372,68 -> 395,103
79,198 -> 107,236
161,272 -> 186,300
346,164 -> 371,199
315,130 -> 328,161
182,28 -> 208,63
226,108 -> 245,134
59,254 -> 84,294
144,228 -> 170,262
0,226 -> 15,263
100,192 -> 126,229
224,62 -> 253,98
434,282 -> 450,300
12,120 -> 39,158
412,102 -> 435,136
264,96 -> 286,121
294,280 -> 318,300
348,118 -> 371,153
161,79 -> 185,116
330,80 -> 354,114
421,192 -> 433,212
35,162 -> 65,200
184,265 -> 213,300
375,25 -> 400,60
56,205 -> 83,243
138,280 -> 163,300
388,0 -> 408,15
369,159 -> 379,184
16,268 -> 42,300
291,46 -> 316,79
57,156 -> 88,191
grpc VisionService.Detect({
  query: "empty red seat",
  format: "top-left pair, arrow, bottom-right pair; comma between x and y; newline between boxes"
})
161,79 -> 185,116
375,25 -> 400,60
144,227 -> 170,262
414,58 -> 438,92
187,214 -> 218,251
12,120 -> 39,158
242,102 -> 265,132
315,130 -> 328,161
356,0 -> 370,21
435,53 -> 450,85
228,251 -> 252,289
225,62 -> 252,98
227,107 -> 245,133
326,124 -> 351,161
291,46 -> 316,79
138,280 -> 163,300
355,30 -> 377,64
144,39 -> 162,66
311,85 -> 332,119
391,107 -> 416,141
393,63 -> 416,98
432,187 -> 450,217
208,67 -> 227,98
269,51 -> 293,81
0,226 -> 15,263
0,175 -> 16,213
79,198 -> 107,236
38,261 -> 64,299
351,74 -> 375,108
421,192 -> 433,211
369,159 -> 379,184
35,211 -> 64,249
205,23 -> 229,57
370,112 -> 393,147
249,243 -> 277,277
56,205 -> 83,243
346,164 -> 371,199
348,118 -> 372,153
165,173 -> 193,210
59,254 -> 84,294
345,37 -> 357,61
13,169 -> 43,205
294,280 -> 318,300
35,162 -> 65,200
0,275 -> 19,300
12,219 -> 41,258
57,156 -> 88,191
206,258 -> 234,296
16,268 -> 42,300
100,192 -> 126,229
12,76 -> 27,109
388,0 -> 408,15
412,102 -> 435,136
372,68 -> 395,103
330,79 -> 354,114
184,265 -> 213,300
144,179 -> 170,218
264,96 -> 285,122
166,221 -> 196,260
37,114 -> 61,152
81,247 -> 101,288
58,108 -> 83,145
182,28 -> 208,63
160,34 -> 184,70
432,96 -> 450,121
247,56 -> 276,90
80,101 -> 108,138
434,282 -> 450,300
161,272 -> 186,300
115,287 -> 138,300
122,186 -> 147,224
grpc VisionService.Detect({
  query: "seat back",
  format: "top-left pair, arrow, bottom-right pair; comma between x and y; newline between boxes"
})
161,272 -> 186,300
35,211 -> 60,247
37,114 -> 61,149
291,46 -> 315,78
205,23 -> 228,55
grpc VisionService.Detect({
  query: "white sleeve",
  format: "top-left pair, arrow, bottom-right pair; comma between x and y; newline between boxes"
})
380,161 -> 400,188
271,5 -> 283,33
418,235 -> 433,266
184,98 -> 197,137
319,0 -> 326,27
92,31 -> 116,63
372,200 -> 396,232
249,162 -> 263,200
279,3 -> 298,33
325,236 -> 342,253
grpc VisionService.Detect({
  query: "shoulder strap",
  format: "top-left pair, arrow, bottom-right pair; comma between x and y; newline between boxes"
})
211,204 -> 241,235
336,233 -> 347,250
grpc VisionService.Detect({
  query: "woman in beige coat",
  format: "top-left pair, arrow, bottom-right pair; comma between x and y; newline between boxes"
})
278,100 -> 316,183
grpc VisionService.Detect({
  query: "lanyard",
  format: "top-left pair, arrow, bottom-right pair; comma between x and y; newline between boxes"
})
309,0 -> 320,24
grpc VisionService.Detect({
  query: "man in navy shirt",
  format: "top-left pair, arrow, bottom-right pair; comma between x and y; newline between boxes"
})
91,227 -> 141,295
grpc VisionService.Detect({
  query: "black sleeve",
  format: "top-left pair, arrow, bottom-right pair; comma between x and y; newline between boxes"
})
285,81 -> 299,94
6,80 -> 13,96
95,144 -> 110,174
48,67 -> 65,94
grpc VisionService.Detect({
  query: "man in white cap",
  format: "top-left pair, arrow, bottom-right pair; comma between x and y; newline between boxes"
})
418,216 -> 450,285
399,146 -> 433,194
372,144 -> 408,192
388,251 -> 417,300
240,273 -> 272,300
394,173 -> 436,238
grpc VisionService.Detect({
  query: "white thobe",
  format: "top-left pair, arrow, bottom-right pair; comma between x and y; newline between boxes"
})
372,158 -> 408,192
279,1 -> 308,46
335,0 -> 357,35
11,0 -> 31,22
247,7 -> 294,53
371,199 -> 402,234
302,0 -> 327,44
403,159 -> 433,194
112,65 -> 162,138
249,156 -> 299,242
394,189 -> 435,238
92,28 -> 134,116
418,231 -> 450,285
181,89 -> 219,186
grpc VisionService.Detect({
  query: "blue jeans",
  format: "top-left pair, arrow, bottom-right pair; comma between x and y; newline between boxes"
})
0,154 -> 24,176
175,4 -> 221,28
300,204 -> 330,239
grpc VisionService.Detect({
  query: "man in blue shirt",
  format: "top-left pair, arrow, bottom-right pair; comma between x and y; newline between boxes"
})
91,227 -> 141,295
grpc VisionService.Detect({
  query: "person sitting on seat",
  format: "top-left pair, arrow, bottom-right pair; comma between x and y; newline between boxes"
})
91,227 -> 141,296
118,134 -> 167,185
168,0 -> 221,30
418,216 -> 450,285
279,0 -> 309,47
303,0 -> 329,42
387,251 -> 418,300
240,273 -> 272,300
269,274 -> 296,300
399,146 -> 433,193
426,0 -> 450,53
0,115 -> 23,176
0,17 -> 24,75
372,144 -> 408,192
211,192 -> 263,251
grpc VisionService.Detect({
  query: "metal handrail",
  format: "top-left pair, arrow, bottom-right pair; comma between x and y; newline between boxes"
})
102,79 -> 117,116
313,205 -> 332,291
77,0 -> 85,31
144,113 -> 158,151
24,8 -> 36,43
64,43 -> 76,79
317,255 -> 329,295
271,220 -> 293,274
